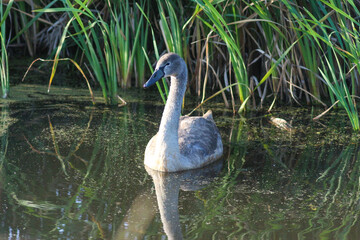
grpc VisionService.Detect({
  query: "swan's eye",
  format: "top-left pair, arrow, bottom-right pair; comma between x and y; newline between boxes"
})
165,62 -> 171,66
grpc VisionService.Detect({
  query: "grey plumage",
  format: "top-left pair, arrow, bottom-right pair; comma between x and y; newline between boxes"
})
144,53 -> 223,172
179,115 -> 219,158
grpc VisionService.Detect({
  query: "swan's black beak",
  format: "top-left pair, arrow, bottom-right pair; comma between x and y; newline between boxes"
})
143,68 -> 165,88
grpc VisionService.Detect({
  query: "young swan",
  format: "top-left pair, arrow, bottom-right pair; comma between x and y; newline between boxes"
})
144,53 -> 223,172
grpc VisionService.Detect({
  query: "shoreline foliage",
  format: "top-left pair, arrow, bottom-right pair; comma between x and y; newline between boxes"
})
1,0 -> 360,129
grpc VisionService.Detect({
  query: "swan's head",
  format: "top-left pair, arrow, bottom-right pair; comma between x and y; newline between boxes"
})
143,53 -> 186,88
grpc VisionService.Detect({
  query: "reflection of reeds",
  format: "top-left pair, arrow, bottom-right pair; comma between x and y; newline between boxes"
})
5,105 -> 151,238
185,118 -> 247,239
317,145 -> 359,205
0,103 -> 9,170
2,101 -> 360,238
23,113 -> 93,178
293,144 -> 360,239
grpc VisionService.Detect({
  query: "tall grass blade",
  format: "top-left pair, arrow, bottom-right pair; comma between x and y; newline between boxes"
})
0,0 -> 14,98
47,18 -> 73,92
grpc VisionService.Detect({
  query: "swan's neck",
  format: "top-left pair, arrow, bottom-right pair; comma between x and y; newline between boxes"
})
156,71 -> 187,169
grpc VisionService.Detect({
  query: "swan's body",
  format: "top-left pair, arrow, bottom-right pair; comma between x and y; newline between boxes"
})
144,53 -> 223,172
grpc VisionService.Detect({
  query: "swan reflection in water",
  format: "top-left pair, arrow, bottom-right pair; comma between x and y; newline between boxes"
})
116,160 -> 222,240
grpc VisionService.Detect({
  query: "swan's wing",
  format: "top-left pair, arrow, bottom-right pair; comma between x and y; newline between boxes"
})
178,116 -> 221,158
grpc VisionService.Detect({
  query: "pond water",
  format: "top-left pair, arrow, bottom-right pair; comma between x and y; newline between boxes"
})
1,84 -> 360,240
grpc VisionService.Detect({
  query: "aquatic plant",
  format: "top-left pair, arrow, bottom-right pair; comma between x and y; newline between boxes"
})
157,0 -> 184,56
291,0 -> 360,130
39,0 -> 147,105
318,49 -> 360,131
0,31 -> 9,99
194,0 -> 248,106
0,0 -> 13,99
58,1 -> 118,105
133,2 -> 149,87
322,0 -> 360,131
107,0 -> 148,89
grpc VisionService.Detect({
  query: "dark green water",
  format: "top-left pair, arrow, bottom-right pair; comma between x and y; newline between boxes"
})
1,85 -> 360,239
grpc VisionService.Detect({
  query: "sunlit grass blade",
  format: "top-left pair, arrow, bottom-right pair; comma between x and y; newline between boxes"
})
0,0 -> 14,98
0,32 -> 9,99
47,17 -> 73,93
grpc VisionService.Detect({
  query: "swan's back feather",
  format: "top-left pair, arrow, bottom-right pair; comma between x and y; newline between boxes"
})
179,116 -> 220,162
202,110 -> 214,121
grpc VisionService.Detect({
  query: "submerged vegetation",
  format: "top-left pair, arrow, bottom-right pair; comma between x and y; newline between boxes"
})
0,0 -> 360,129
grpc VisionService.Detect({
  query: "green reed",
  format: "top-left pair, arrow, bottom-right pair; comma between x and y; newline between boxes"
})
0,31 -> 9,99
39,0 -> 148,105
17,1 -> 36,56
139,0 -> 188,104
245,0 -> 287,102
283,0 -> 321,100
294,0 -> 360,130
65,0 -> 117,104
0,0 -> 13,99
194,0 -> 248,106
319,49 -> 359,130
108,1 -> 147,88
158,0 -> 184,56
